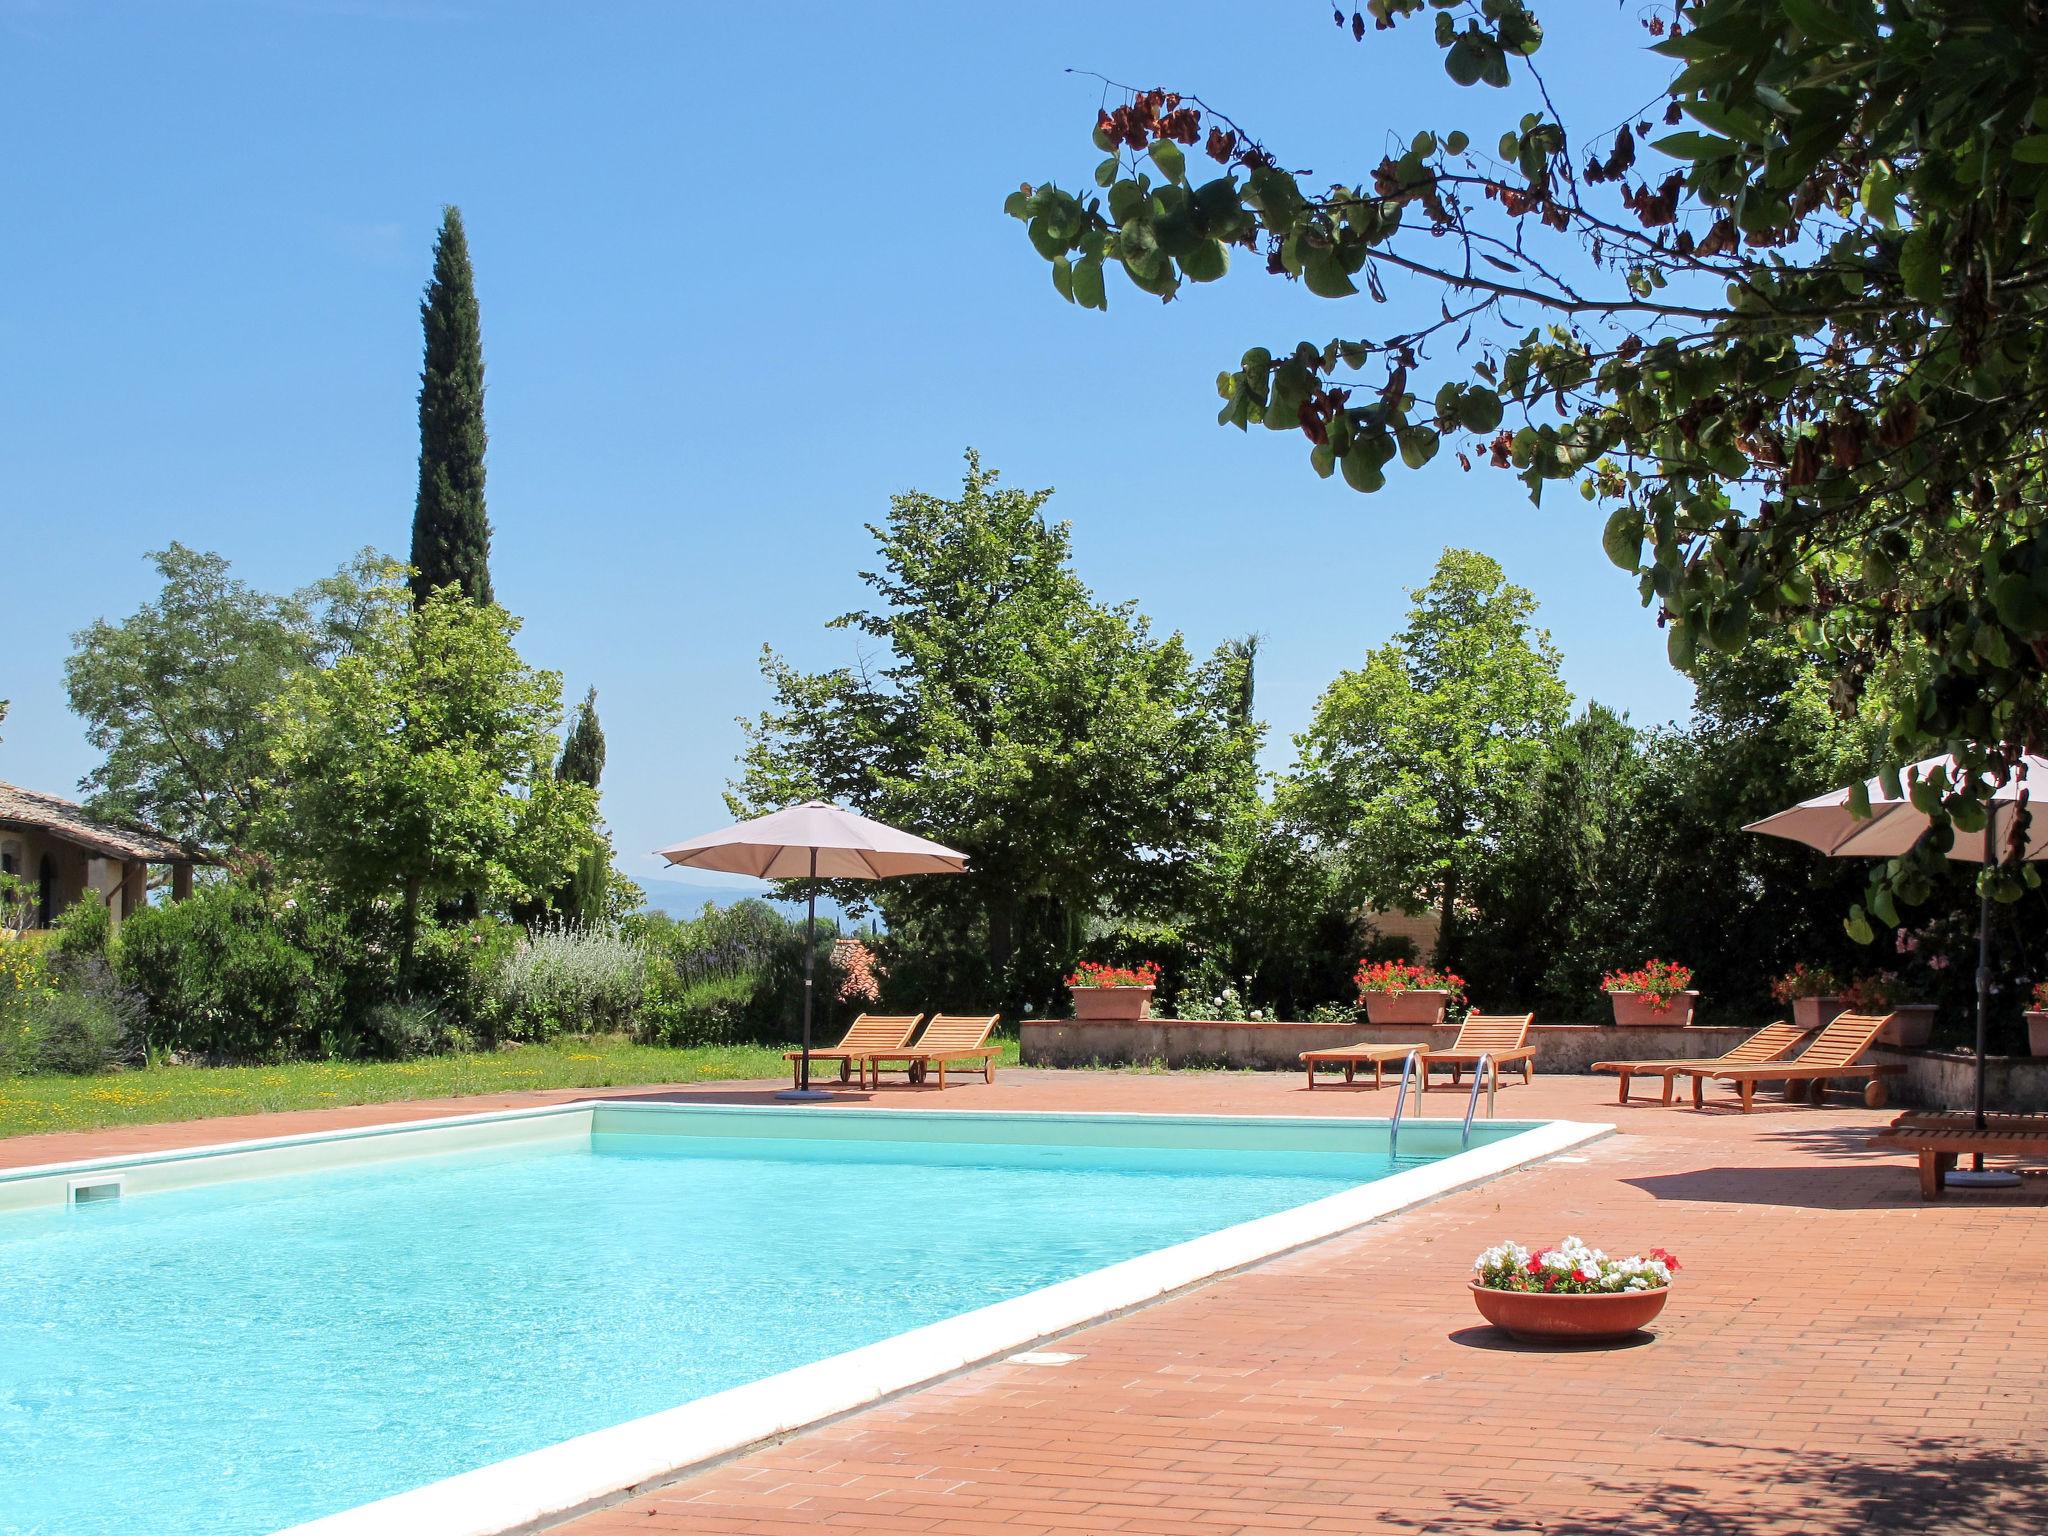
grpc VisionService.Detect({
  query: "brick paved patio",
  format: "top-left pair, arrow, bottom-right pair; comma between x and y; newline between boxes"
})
9,1069 -> 2046,1533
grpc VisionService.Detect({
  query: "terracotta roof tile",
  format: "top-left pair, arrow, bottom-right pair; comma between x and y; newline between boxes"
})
0,781 -> 194,863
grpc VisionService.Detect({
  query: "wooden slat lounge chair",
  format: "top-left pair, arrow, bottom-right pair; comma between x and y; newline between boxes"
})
1299,1041 -> 1426,1089
1592,1021 -> 1809,1105
1872,1112 -> 2048,1198
782,1013 -> 922,1089
1419,1014 -> 1536,1092
1672,1011 -> 1903,1112
860,1014 -> 1002,1089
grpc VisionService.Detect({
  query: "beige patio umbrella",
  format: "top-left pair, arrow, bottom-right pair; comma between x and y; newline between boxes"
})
656,802 -> 969,1099
1746,753 -> 2048,1185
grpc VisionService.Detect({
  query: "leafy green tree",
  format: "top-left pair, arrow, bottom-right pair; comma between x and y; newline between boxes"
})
1008,0 -> 2048,925
735,451 -> 1262,1012
1463,702 -> 1650,1011
264,576 -> 594,972
1286,548 -> 1569,968
65,545 -> 386,869
410,206 -> 492,607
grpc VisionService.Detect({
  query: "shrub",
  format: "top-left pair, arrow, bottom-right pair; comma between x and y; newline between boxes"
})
52,896 -> 112,960
15,957 -> 144,1074
411,917 -> 522,1042
114,883 -> 370,1060
490,924 -> 648,1041
637,967 -> 757,1047
356,998 -> 472,1060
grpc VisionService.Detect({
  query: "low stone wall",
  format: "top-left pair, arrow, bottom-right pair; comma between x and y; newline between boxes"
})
1020,1018 -> 1755,1074
1877,1046 -> 2048,1112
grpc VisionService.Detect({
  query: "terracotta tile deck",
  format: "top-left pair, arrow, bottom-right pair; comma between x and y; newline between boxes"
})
10,1069 -> 2048,1534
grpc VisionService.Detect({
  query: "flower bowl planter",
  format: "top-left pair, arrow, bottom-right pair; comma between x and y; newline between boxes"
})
1363,989 -> 1450,1026
1071,985 -> 1155,1023
1607,990 -> 1698,1027
1792,994 -> 1850,1031
1878,1003 -> 1936,1049
2028,1010 -> 2048,1058
1468,1283 -> 1670,1344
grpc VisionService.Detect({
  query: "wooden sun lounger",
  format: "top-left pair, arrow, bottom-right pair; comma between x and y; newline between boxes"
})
1299,1042 -> 1424,1089
1672,1011 -> 1903,1111
1419,1014 -> 1535,1091
782,1013 -> 922,1088
1592,1020 -> 1809,1105
1872,1112 -> 2048,1198
859,1013 -> 1002,1089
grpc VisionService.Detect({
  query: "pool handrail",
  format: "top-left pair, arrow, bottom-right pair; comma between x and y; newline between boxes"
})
1461,1053 -> 1496,1147
1387,1049 -> 1422,1158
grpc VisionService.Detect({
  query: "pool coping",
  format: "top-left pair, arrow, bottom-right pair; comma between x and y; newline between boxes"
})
1,1100 -> 1612,1536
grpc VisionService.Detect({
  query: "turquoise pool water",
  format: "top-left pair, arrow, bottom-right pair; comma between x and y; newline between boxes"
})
0,1110 -> 1450,1535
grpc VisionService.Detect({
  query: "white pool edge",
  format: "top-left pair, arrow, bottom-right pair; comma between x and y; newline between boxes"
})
267,1113 -> 1611,1536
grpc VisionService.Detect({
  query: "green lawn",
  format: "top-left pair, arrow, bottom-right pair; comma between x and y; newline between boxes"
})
0,1035 -> 1025,1141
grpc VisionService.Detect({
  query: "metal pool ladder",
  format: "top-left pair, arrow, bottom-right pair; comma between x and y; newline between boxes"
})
1461,1052 -> 1496,1148
1387,1050 -> 1422,1158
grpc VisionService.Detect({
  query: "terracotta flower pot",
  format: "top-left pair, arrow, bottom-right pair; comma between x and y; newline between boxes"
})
1878,1003 -> 1936,1049
1071,985 -> 1154,1022
2028,1010 -> 2048,1058
1792,994 -> 1849,1031
1607,990 -> 1697,1027
1363,989 -> 1450,1026
1468,1282 -> 1670,1343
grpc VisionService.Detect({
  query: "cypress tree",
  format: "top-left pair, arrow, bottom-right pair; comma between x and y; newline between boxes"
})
557,689 -> 610,922
557,688 -> 606,788
409,206 -> 493,606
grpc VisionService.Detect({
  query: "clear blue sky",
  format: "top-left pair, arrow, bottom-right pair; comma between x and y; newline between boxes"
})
1,0 -> 1689,889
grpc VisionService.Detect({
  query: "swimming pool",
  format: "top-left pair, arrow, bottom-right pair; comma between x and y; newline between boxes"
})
0,1103 -> 1602,1536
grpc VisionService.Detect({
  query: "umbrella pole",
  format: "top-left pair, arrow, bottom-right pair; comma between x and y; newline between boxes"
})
1950,801 -> 2020,1187
798,856 -> 815,1097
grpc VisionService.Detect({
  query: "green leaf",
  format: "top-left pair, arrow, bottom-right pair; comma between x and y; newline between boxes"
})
1845,905 -> 1874,946
1456,387 -> 1504,433
1652,131 -> 1737,161
1898,227 -> 1942,303
1147,140 -> 1187,185
1989,573 -> 2048,635
1072,257 -> 1107,311
1302,247 -> 1359,299
1781,0 -> 1869,47
1878,763 -> 1904,801
1050,255 -> 1074,302
1667,622 -> 1696,670
2014,135 -> 2048,165
1445,130 -> 1469,155
1445,36 -> 1486,87
1848,778 -> 1872,820
1340,439 -> 1387,493
1309,442 -> 1336,479
1397,427 -> 1440,469
1026,216 -> 1068,261
1601,505 -> 1643,569
1002,189 -> 1033,221
1180,239 -> 1228,283
1094,156 -> 1121,189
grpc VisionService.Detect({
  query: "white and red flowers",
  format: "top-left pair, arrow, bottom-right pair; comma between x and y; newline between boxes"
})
1473,1236 -> 1679,1295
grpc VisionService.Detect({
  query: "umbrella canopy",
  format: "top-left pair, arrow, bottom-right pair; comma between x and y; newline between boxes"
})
656,801 -> 970,881
655,802 -> 968,1097
1744,753 -> 2048,861
1745,753 -> 2048,1161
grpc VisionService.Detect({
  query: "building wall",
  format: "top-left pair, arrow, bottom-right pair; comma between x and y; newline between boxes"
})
0,830 -> 146,930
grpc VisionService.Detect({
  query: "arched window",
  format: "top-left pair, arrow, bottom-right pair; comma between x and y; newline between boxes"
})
37,854 -> 55,929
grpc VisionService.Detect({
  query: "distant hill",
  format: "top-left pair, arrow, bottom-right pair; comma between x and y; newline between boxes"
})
635,875 -> 870,930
